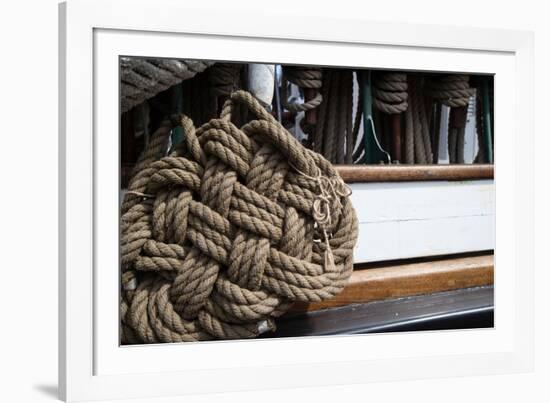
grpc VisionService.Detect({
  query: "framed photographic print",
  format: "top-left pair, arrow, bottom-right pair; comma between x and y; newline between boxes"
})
59,0 -> 534,401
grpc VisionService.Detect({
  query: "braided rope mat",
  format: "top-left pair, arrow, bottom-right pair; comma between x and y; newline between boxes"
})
120,91 -> 359,343
120,57 -> 215,113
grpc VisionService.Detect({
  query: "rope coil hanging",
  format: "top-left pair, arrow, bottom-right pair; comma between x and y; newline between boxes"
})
403,76 -> 432,164
313,69 -> 355,164
372,72 -> 408,114
282,66 -> 323,113
426,75 -> 475,163
371,72 -> 409,162
425,74 -> 474,108
120,57 -> 214,113
120,90 -> 358,344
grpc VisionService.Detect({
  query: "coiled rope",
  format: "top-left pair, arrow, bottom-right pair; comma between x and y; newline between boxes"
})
120,58 -> 214,113
372,72 -> 408,114
120,90 -> 358,343
282,67 -> 323,113
426,75 -> 475,163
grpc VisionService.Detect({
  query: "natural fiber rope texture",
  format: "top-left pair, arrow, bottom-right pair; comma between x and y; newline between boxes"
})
404,76 -> 432,164
120,57 -> 214,113
313,69 -> 355,164
425,74 -> 474,108
120,90 -> 358,343
372,72 -> 408,114
208,63 -> 247,126
282,66 -> 323,113
426,75 -> 474,163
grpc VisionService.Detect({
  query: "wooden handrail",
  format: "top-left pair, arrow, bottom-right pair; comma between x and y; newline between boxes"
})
122,163 -> 494,187
290,254 -> 494,313
336,164 -> 494,183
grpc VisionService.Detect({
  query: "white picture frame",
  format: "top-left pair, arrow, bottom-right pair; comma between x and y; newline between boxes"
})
58,0 -> 534,401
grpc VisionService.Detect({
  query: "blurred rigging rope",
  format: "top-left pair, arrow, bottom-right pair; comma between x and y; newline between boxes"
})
426,74 -> 475,163
312,69 -> 355,164
282,67 -> 323,113
281,66 -> 324,139
405,76 -> 433,164
372,72 -> 408,162
372,72 -> 409,114
208,63 -> 245,123
120,57 -> 214,113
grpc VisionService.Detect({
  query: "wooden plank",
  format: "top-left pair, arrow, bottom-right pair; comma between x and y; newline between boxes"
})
290,254 -> 494,313
351,179 -> 494,262
121,163 -> 494,188
267,286 -> 493,338
336,164 -> 493,183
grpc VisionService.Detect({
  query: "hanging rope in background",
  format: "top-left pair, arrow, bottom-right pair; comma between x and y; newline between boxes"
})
207,63 -> 245,121
282,67 -> 323,112
372,72 -> 408,162
120,58 -> 214,113
426,75 -> 475,163
404,76 -> 432,164
311,69 -> 355,164
122,61 -> 492,169
372,72 -> 409,114
281,66 -> 324,139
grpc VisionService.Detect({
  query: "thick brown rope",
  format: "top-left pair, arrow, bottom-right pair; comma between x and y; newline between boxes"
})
282,67 -> 323,113
208,63 -> 244,121
372,72 -> 408,114
314,70 -> 355,164
121,90 -> 358,343
404,76 -> 432,164
426,75 -> 474,108
426,75 -> 474,163
120,58 -> 214,113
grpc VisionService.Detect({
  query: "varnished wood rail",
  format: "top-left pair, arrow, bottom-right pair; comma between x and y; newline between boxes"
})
290,254 -> 494,313
336,164 -> 494,183
122,163 -> 494,188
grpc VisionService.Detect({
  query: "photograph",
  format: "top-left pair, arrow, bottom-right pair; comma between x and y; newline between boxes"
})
119,58 -> 495,344
1,0 -> 545,401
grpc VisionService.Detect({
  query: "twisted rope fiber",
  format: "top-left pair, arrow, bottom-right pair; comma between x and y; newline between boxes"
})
372,72 -> 409,114
426,75 -> 474,163
282,66 -> 323,113
120,90 -> 359,343
425,75 -> 474,108
207,63 -> 245,121
314,70 -> 355,164
120,58 -> 214,113
404,76 -> 432,164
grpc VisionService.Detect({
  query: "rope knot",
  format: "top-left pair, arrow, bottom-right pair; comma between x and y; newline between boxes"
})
120,91 -> 358,344
291,164 -> 352,273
